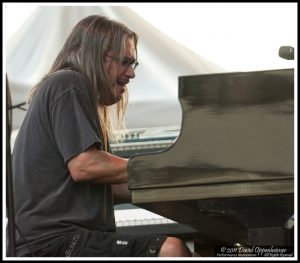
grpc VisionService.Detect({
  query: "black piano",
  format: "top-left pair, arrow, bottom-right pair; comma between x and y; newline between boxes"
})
126,68 -> 294,256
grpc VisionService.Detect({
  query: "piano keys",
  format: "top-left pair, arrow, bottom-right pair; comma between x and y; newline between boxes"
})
127,68 -> 294,253
114,204 -> 198,238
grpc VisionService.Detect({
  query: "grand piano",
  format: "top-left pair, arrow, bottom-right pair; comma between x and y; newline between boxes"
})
123,68 -> 294,255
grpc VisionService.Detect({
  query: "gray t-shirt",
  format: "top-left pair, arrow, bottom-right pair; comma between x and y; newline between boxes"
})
12,70 -> 116,255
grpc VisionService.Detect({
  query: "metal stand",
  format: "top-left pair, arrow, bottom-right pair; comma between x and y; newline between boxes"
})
6,75 -> 16,256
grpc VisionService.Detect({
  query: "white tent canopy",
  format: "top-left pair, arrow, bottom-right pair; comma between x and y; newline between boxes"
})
6,6 -> 223,131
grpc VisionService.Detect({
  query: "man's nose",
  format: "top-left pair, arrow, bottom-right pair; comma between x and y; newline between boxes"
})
124,66 -> 135,79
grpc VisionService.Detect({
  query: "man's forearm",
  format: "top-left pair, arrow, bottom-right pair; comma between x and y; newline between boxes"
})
68,147 -> 129,184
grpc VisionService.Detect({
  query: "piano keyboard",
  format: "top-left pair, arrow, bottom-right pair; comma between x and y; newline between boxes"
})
114,205 -> 198,237
115,208 -> 177,227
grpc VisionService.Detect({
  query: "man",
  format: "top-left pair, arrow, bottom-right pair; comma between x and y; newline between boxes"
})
11,15 -> 193,257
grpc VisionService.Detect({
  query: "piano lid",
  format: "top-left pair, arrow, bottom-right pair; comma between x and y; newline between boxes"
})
128,68 -> 294,204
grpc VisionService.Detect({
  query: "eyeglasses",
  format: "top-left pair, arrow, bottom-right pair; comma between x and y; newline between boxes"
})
106,55 -> 139,70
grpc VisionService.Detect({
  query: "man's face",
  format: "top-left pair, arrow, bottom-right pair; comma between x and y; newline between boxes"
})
104,37 -> 137,105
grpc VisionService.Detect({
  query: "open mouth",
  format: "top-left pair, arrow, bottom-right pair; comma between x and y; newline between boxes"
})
117,80 -> 128,95
117,79 -> 129,87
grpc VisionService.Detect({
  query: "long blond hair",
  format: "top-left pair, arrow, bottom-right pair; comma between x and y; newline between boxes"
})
27,15 -> 138,141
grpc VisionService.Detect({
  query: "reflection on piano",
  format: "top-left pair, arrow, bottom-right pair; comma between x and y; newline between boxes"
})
111,126 -> 180,157
126,69 -> 294,255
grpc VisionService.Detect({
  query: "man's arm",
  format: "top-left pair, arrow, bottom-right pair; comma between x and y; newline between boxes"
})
67,146 -> 128,184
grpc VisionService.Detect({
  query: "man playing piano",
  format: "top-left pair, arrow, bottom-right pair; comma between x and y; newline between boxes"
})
10,15 -> 193,257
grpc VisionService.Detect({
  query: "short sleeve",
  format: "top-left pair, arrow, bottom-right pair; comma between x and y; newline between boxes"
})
50,87 -> 102,163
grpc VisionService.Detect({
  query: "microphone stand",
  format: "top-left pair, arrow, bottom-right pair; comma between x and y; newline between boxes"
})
6,78 -> 16,257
